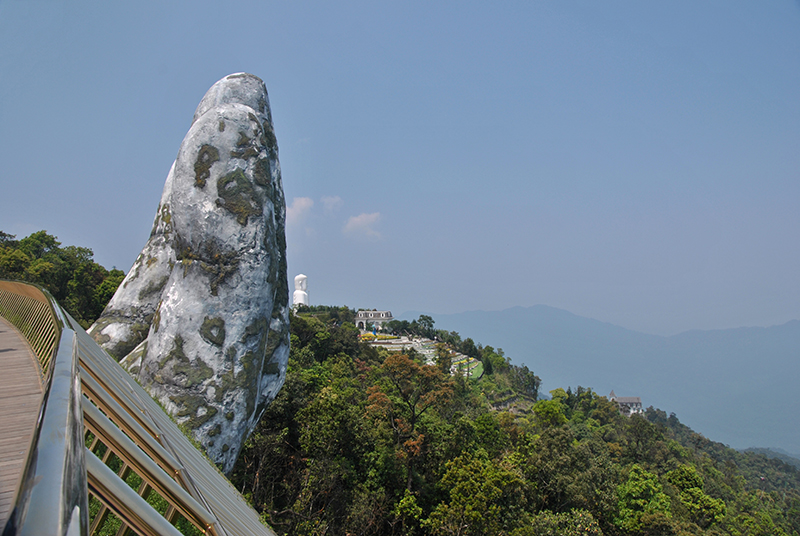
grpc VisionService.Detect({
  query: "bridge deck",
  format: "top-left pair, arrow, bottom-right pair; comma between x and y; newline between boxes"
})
0,317 -> 44,526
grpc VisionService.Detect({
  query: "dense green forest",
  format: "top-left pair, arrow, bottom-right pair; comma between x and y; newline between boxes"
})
0,230 -> 124,328
5,233 -> 798,535
232,308 -> 800,536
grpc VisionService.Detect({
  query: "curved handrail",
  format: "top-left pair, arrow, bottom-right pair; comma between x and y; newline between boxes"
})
0,281 -> 87,536
1,280 -> 276,536
0,280 -> 61,378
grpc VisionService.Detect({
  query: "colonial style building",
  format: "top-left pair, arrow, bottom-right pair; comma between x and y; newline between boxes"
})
355,310 -> 393,330
609,390 -> 644,416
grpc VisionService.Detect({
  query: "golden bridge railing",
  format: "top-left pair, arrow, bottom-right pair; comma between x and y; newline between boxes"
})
0,280 -> 86,536
0,280 -> 60,377
0,281 -> 276,536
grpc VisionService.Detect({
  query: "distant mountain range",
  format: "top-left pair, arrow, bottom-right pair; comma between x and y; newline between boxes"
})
400,305 -> 800,455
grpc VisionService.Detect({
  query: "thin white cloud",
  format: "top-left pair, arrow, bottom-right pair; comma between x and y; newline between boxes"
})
321,195 -> 343,214
286,197 -> 314,227
343,212 -> 381,239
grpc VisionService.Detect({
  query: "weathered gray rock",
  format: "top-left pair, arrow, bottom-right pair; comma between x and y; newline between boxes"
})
89,73 -> 290,473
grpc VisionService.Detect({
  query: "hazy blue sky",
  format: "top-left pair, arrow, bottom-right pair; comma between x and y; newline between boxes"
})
1,1 -> 798,335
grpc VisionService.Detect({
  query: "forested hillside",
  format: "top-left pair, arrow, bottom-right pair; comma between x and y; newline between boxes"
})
232,308 -> 800,536
5,238 -> 796,536
421,306 -> 800,454
0,230 -> 124,327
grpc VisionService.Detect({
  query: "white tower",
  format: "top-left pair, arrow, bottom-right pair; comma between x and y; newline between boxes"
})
293,274 -> 309,308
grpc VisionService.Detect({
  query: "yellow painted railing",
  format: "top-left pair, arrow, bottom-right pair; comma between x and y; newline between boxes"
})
0,280 -> 60,377
0,281 -> 275,536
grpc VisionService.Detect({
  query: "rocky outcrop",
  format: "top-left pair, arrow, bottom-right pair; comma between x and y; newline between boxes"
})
89,73 -> 290,473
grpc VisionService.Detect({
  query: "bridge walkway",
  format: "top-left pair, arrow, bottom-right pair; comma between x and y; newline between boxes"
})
0,317 -> 44,527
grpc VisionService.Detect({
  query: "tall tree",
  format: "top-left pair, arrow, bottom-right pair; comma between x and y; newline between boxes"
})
368,353 -> 454,490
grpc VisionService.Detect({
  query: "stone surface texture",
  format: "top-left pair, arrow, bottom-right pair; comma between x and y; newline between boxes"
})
89,73 -> 290,473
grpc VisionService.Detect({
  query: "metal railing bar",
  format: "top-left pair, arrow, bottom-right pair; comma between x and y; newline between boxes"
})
85,449 -> 184,536
76,337 -> 169,447
113,519 -> 131,536
75,333 -> 146,396
88,494 -> 112,535
80,373 -> 183,476
2,282 -> 273,536
152,434 -> 227,536
153,432 -> 269,536
74,337 -> 226,536
80,368 -> 161,444
82,399 -> 217,531
76,336 -> 155,420
0,283 -> 61,378
74,332 -> 226,535
3,328 -> 87,536
113,465 -> 135,536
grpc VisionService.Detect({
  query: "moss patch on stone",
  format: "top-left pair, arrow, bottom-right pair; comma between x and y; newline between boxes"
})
215,168 -> 262,225
150,206 -> 162,236
242,317 -> 268,350
194,144 -> 220,188
138,275 -> 169,301
162,335 -> 214,388
89,317 -> 115,345
161,204 -> 172,225
230,131 -> 259,160
178,363 -> 213,388
151,303 -> 161,332
262,359 -> 281,375
262,125 -> 278,155
90,308 -> 155,360
215,317 -> 270,416
181,257 -> 192,276
173,393 -> 202,418
175,234 -> 241,295
121,343 -> 147,376
264,248 -> 288,316
200,316 -> 226,346
113,322 -> 150,361
94,332 -> 110,345
149,203 -> 173,239
199,256 -> 240,296
264,320 -> 288,370
172,395 -> 217,429
252,157 -> 273,190
160,334 -> 187,367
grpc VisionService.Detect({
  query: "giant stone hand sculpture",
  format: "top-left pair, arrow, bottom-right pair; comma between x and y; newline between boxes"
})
89,73 -> 290,473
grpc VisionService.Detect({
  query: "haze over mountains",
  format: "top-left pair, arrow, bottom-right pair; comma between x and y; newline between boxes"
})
401,306 -> 800,456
